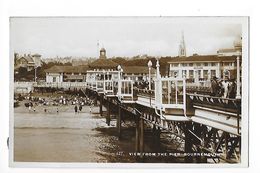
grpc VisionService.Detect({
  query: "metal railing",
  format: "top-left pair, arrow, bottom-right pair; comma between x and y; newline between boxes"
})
117,79 -> 134,102
104,80 -> 114,94
154,77 -> 187,118
188,93 -> 241,134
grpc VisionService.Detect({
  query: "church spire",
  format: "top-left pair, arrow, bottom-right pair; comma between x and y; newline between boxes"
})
178,31 -> 186,57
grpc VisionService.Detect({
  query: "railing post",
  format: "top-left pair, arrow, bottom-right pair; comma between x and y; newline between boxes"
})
131,81 -> 134,101
175,80 -> 178,104
183,78 -> 187,116
236,51 -> 241,99
155,59 -> 162,107
237,99 -> 241,135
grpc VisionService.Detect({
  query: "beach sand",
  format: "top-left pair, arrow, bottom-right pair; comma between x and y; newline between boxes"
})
14,100 -> 183,163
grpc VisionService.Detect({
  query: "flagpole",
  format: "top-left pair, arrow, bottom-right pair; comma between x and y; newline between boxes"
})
97,40 -> 99,58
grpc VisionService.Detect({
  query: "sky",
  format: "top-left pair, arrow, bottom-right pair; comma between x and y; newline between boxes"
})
10,17 -> 243,58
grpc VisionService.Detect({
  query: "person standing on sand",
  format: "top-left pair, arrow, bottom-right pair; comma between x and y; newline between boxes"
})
28,102 -> 33,112
89,105 -> 92,115
74,105 -> 78,114
79,105 -> 82,112
28,104 -> 31,112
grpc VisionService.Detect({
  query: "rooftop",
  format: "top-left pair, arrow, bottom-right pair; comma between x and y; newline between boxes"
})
88,58 -> 119,69
45,65 -> 90,73
168,55 -> 237,63
20,55 -> 34,63
122,66 -> 156,74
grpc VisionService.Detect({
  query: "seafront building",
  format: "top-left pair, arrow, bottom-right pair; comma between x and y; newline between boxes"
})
168,33 -> 242,86
45,47 -> 156,83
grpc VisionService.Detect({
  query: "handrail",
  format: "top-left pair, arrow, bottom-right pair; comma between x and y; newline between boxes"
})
187,93 -> 240,102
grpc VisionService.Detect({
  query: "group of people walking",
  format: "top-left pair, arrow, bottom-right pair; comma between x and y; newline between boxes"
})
210,76 -> 237,98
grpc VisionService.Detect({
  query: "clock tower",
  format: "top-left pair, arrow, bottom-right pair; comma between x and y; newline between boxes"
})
99,48 -> 107,59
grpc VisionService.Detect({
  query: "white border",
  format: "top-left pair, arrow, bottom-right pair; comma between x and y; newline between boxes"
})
8,16 -> 249,169
1,0 -> 259,172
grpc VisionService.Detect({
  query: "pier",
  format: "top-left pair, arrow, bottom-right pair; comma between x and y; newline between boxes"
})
14,60 -> 241,163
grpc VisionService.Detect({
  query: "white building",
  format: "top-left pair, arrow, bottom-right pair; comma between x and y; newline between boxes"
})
168,55 -> 238,86
45,66 -> 89,83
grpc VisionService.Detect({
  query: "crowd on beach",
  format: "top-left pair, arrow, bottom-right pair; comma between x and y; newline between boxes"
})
15,93 -> 97,114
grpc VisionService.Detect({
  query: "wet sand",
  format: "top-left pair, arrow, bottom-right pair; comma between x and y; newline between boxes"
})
14,102 -> 118,162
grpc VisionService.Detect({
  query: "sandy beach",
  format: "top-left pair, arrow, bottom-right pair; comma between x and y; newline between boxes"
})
14,98 -> 183,163
14,99 -> 119,162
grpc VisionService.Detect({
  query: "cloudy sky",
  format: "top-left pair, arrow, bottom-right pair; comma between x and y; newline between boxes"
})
10,17 -> 243,58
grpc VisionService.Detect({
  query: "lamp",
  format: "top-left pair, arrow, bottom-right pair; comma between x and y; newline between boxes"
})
147,60 -> 152,90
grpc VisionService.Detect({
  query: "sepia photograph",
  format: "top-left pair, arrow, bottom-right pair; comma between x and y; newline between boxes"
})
9,17 -> 248,166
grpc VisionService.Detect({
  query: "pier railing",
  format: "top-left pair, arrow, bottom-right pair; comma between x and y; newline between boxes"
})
155,77 -> 186,110
187,93 -> 241,114
117,79 -> 134,103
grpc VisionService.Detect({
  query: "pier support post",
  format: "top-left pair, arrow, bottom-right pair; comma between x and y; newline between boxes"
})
99,94 -> 103,116
152,124 -> 156,143
106,98 -> 111,126
117,103 -> 121,139
140,116 -> 144,154
193,123 -> 202,163
135,116 -> 140,152
199,125 -> 207,163
184,122 -> 193,163
224,132 -> 229,159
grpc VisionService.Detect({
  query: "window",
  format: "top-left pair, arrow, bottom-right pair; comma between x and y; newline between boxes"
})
223,62 -> 232,66
182,70 -> 187,78
211,62 -> 216,66
203,70 -> 208,79
204,63 -> 208,66
53,77 -> 56,82
173,63 -> 179,67
196,63 -> 201,67
198,70 -> 201,78
211,70 -> 216,78
183,63 -> 187,67
189,63 -> 193,67
189,70 -> 194,79
172,70 -> 178,78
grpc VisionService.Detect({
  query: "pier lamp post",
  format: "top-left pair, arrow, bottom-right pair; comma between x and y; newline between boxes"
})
147,60 -> 152,90
156,59 -> 161,79
117,65 -> 122,96
236,50 -> 241,99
